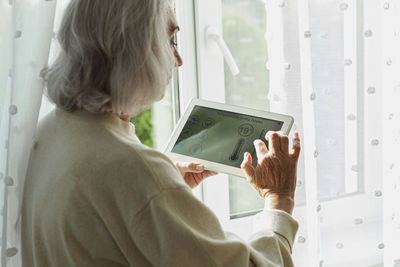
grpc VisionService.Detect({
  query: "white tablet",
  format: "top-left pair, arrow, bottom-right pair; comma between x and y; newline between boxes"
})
164,99 -> 294,178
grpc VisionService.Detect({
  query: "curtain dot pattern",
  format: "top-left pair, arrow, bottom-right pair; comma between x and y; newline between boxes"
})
0,0 -> 57,266
265,0 -> 400,266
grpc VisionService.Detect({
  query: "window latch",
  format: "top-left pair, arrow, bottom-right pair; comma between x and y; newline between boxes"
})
206,26 -> 240,76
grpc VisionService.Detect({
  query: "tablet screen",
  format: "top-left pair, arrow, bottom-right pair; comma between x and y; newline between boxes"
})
171,106 -> 284,168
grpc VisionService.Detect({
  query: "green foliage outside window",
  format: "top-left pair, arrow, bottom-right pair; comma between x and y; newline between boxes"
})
131,109 -> 154,148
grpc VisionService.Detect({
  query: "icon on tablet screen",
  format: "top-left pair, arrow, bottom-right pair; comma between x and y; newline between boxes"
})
188,116 -> 199,126
190,144 -> 202,155
238,123 -> 254,137
202,118 -> 215,129
181,128 -> 192,138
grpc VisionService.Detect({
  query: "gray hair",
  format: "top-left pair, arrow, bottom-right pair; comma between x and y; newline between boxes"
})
42,0 -> 175,115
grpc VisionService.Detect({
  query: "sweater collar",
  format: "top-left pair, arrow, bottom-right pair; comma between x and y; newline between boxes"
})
55,108 -> 135,135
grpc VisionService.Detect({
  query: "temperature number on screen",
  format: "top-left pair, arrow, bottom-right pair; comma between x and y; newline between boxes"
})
238,123 -> 254,137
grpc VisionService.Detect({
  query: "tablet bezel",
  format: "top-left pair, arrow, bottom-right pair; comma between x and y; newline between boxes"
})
164,98 -> 294,178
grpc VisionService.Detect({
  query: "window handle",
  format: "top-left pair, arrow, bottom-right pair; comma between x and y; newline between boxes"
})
206,26 -> 240,76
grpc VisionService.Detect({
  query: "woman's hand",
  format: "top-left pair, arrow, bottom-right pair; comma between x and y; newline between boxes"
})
175,162 -> 218,189
240,132 -> 301,214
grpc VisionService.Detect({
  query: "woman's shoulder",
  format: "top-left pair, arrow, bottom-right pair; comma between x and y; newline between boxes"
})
37,109 -> 187,193
122,142 -> 187,190
74,140 -> 189,217
69,132 -> 188,197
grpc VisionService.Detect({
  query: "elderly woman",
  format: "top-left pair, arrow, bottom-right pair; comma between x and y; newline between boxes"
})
22,0 -> 301,266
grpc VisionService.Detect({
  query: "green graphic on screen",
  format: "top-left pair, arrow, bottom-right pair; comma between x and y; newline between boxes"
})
172,106 -> 284,168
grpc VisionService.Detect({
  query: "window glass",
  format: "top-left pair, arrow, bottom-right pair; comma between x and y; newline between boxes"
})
221,0 -> 269,217
219,0 -> 364,219
133,82 -> 175,151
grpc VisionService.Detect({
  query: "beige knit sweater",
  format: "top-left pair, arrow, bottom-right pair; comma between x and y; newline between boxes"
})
21,108 -> 298,267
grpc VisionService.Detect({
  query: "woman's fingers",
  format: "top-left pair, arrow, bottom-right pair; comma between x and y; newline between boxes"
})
290,132 -> 301,159
266,132 -> 280,154
279,132 -> 289,155
253,139 -> 269,164
241,152 -> 255,181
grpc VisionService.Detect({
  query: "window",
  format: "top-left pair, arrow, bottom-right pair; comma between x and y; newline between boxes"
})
179,0 -> 392,266
133,82 -> 176,151
222,0 -> 269,218
192,0 -> 274,227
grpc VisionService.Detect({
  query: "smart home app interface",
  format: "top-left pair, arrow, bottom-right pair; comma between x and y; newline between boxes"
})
172,106 -> 284,168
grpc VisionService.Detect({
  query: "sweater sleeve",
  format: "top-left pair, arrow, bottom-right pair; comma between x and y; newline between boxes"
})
131,186 -> 298,267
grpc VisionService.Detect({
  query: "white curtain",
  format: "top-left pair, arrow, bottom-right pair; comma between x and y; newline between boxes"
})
0,0 -> 60,266
380,1 -> 400,265
266,0 -> 400,266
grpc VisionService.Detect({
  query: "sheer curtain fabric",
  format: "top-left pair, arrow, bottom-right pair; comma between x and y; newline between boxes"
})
265,0 -> 400,266
0,0 -> 58,266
